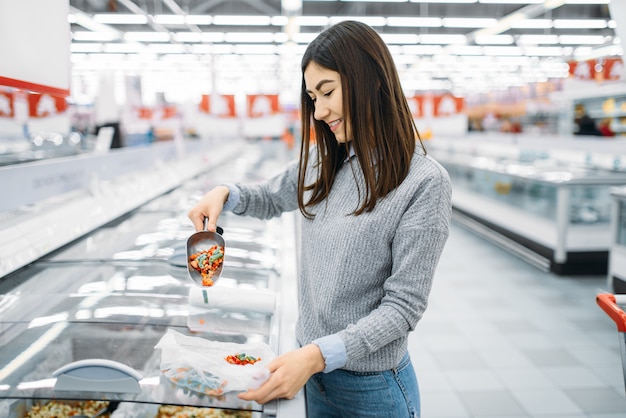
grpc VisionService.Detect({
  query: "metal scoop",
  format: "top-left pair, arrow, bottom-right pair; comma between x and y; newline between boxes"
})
186,221 -> 225,287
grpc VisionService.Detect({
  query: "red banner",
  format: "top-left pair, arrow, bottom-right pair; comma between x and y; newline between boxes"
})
199,94 -> 236,117
0,91 -> 13,117
247,94 -> 280,118
409,94 -> 464,117
568,58 -> 624,82
603,58 -> 624,81
27,93 -> 68,118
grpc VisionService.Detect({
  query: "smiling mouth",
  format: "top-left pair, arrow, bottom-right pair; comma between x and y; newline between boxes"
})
328,119 -> 342,131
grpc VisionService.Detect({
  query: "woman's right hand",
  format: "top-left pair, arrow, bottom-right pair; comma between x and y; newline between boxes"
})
187,185 -> 230,232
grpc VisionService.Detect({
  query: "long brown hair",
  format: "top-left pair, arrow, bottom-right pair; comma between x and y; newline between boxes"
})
298,20 -> 425,219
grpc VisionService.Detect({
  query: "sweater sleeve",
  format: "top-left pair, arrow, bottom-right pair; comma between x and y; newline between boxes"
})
337,163 -> 452,369
232,159 -> 300,219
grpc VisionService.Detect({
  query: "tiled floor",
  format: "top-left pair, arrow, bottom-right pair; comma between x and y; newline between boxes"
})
409,221 -> 626,418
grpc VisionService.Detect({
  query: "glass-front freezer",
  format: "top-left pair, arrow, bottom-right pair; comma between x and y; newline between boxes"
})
609,187 -> 626,293
0,141 -> 303,417
434,152 -> 626,275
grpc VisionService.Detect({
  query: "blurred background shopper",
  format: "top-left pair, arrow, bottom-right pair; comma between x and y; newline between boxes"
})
188,21 -> 452,418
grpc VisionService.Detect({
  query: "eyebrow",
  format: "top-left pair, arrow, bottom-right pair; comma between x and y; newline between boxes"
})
306,79 -> 335,94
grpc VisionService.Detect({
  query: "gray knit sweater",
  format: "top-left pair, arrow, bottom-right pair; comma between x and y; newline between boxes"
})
233,150 -> 452,372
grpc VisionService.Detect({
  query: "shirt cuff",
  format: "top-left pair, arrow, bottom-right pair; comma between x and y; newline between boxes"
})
221,183 -> 240,212
312,334 -> 347,373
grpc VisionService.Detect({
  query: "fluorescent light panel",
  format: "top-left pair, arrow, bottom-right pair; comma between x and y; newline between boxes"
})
510,19 -> 552,29
185,15 -> 212,25
153,15 -> 186,25
443,18 -> 497,28
559,35 -> 607,44
224,32 -> 276,43
553,19 -> 607,29
380,34 -> 419,44
474,35 -> 514,45
73,31 -> 119,41
386,17 -> 442,27
212,15 -> 271,25
517,34 -> 559,44
419,34 -> 467,44
295,16 -> 330,26
124,32 -> 171,42
93,14 -> 148,24
329,16 -> 386,26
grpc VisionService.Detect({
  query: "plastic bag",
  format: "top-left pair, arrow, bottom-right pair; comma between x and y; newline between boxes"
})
155,328 -> 274,395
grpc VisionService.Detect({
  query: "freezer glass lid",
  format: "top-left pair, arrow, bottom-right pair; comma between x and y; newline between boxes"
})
0,263 -> 276,412
0,321 -> 269,412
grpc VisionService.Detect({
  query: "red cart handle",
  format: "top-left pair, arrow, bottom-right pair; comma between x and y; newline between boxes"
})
597,293 -> 626,332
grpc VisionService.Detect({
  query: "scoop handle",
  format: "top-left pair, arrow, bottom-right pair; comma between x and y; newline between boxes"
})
202,218 -> 224,235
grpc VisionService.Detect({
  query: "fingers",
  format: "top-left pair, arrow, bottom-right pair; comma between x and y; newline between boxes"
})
187,186 -> 229,232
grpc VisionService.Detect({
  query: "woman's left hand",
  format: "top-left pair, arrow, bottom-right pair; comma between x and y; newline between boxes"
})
238,344 -> 325,404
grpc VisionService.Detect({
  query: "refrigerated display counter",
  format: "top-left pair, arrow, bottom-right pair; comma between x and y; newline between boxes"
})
433,152 -> 626,275
609,187 -> 626,292
0,141 -> 304,417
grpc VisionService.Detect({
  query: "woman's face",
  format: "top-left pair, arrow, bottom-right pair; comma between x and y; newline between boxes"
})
304,62 -> 351,143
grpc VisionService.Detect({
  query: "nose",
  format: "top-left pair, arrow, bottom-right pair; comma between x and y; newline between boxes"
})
313,102 -> 329,121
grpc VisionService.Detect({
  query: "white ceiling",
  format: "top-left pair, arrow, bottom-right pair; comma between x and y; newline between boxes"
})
67,0 -> 621,105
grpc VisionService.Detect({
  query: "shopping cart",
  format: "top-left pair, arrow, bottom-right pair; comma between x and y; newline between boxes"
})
597,293 -> 626,395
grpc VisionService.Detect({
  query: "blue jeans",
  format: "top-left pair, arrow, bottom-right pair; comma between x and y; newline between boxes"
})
305,353 -> 420,418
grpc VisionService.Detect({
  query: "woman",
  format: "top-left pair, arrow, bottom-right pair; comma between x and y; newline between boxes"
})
188,20 -> 452,418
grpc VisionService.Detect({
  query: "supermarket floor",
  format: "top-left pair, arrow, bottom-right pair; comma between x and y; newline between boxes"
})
409,221 -> 626,418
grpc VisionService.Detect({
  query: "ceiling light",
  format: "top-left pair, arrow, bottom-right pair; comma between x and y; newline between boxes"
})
482,46 -> 523,55
522,46 -> 564,56
380,34 -> 420,44
185,15 -> 212,25
410,0 -> 476,3
190,44 -> 212,54
420,34 -> 467,45
146,44 -> 186,54
234,44 -> 278,54
402,45 -> 443,55
93,14 -> 148,25
443,18 -> 498,28
224,32 -> 275,43
124,32 -> 171,42
174,32 -> 202,42
564,0 -> 609,3
559,35 -> 607,45
271,16 -> 289,26
447,45 -> 484,55
70,43 -> 103,53
329,16 -> 387,26
201,33 -> 226,43
517,34 -> 559,44
103,43 -> 143,53
295,16 -> 330,26
72,31 -> 119,42
212,15 -> 271,25
386,17 -> 442,27
474,35 -> 514,45
282,0 -> 303,10
479,0 -> 542,3
510,19 -> 552,29
292,33 -> 319,43
553,19 -> 607,29
153,15 -> 186,25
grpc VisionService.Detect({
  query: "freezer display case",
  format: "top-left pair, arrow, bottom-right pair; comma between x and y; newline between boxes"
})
435,153 -> 626,275
0,141 -> 303,417
609,187 -> 626,292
